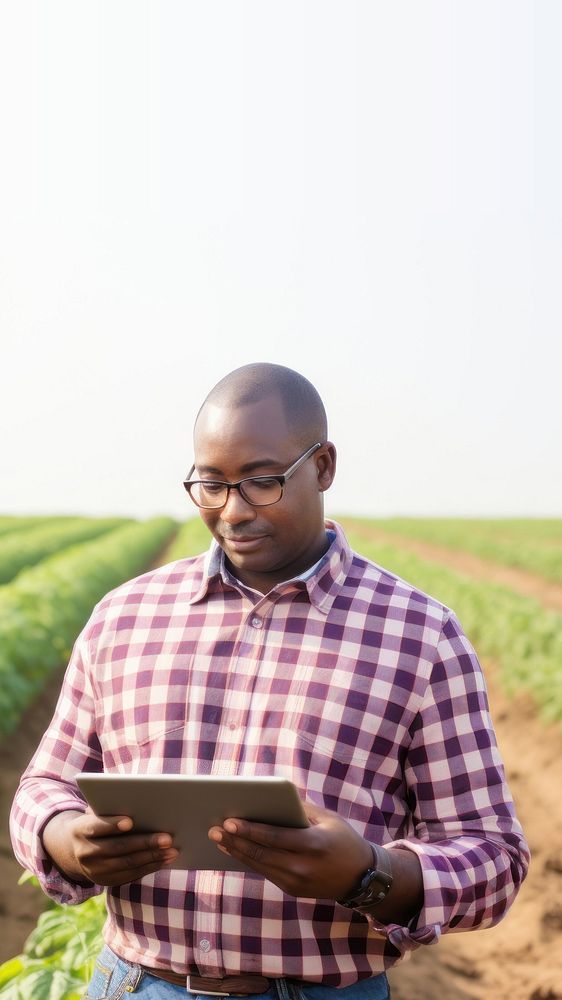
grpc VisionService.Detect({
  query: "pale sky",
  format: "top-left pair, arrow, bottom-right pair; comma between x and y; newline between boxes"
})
1,1 -> 561,521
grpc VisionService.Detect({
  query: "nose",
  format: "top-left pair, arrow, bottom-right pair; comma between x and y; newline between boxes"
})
219,485 -> 256,525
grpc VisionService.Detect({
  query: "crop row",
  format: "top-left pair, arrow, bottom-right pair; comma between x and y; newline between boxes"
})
159,516 -> 212,562
357,517 -> 562,585
375,517 -> 562,542
342,519 -> 562,723
0,517 -> 130,586
0,516 -> 71,540
0,517 -> 177,737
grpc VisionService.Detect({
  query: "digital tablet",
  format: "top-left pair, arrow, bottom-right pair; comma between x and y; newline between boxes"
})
75,773 -> 308,871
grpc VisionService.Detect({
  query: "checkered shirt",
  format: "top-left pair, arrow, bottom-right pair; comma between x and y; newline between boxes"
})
10,520 -> 529,984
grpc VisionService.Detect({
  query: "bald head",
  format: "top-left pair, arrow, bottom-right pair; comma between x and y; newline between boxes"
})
195,363 -> 328,448
191,364 -> 336,592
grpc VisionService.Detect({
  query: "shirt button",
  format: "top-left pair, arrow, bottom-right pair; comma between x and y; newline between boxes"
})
199,939 -> 212,953
251,616 -> 262,628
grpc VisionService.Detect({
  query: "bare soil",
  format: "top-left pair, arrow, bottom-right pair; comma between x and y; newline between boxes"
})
2,531 -> 561,998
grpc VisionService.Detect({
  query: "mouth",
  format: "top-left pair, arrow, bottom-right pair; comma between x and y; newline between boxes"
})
221,534 -> 267,553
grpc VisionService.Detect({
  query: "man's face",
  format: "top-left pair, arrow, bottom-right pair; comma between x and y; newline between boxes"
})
192,394 -> 335,593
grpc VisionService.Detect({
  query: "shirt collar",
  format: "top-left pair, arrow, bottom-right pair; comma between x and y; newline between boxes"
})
187,519 -> 353,613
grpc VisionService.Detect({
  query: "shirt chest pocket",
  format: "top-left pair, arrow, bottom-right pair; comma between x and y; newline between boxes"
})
99,701 -> 190,770
286,673 -> 379,768
292,719 -> 374,767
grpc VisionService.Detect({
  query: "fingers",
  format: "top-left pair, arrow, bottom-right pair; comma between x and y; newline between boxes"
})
208,821 -> 328,897
75,812 -> 177,854
207,806 -> 374,901
77,842 -> 179,884
211,818 -> 310,851
77,811 -> 136,838
71,812 -> 179,886
208,826 -> 292,876
208,818 -> 319,881
75,842 -> 180,886
81,829 -> 174,856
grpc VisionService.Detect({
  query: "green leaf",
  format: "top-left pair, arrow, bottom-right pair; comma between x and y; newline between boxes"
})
0,958 -> 24,988
0,966 -> 84,1000
17,871 -> 40,888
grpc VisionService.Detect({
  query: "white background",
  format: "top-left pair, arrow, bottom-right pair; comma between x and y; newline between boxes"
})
1,1 -> 560,520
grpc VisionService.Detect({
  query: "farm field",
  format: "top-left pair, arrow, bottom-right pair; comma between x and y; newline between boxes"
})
0,516 -> 131,586
0,516 -> 561,999
367,517 -> 562,586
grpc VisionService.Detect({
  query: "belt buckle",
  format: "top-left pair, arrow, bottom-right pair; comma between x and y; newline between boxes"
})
186,976 -> 231,996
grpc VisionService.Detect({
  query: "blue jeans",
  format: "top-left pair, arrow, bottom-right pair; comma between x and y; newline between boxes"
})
83,945 -> 390,1000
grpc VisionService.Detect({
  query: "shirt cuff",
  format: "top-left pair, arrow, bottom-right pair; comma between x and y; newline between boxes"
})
363,840 -> 448,950
33,803 -> 104,906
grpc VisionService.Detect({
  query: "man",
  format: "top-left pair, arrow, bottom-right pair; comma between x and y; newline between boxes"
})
11,363 -> 529,1000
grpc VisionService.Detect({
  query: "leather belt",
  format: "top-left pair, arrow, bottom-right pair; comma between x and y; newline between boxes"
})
140,966 -> 272,995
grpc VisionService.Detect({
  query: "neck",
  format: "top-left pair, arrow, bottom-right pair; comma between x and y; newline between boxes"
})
225,531 -> 331,595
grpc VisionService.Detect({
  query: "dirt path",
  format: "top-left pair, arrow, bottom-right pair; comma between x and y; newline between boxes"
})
343,521 -> 562,614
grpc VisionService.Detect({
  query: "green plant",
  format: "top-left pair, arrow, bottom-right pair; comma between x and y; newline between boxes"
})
0,517 -> 177,735
0,518 -> 59,541
158,517 -> 212,563
0,517 -> 129,585
0,877 -> 106,999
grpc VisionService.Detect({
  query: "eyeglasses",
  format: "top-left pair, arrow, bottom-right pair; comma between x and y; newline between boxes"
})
183,442 -> 323,509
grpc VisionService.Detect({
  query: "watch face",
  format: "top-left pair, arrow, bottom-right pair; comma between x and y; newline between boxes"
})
339,867 -> 392,909
338,846 -> 393,910
359,872 -> 390,906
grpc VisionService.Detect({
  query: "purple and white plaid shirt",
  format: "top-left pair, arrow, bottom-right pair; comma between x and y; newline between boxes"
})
10,521 -> 529,984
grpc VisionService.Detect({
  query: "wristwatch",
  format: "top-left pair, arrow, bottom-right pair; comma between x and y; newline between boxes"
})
336,844 -> 393,912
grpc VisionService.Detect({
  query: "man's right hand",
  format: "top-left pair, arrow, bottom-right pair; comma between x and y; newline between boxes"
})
41,808 -> 179,887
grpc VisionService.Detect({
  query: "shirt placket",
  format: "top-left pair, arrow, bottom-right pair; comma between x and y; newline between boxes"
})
191,599 -> 272,977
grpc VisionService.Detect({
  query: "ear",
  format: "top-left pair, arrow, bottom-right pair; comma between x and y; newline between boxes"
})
316,443 -> 337,492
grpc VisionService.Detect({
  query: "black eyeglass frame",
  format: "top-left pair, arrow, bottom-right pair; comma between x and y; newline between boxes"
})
183,442 -> 323,509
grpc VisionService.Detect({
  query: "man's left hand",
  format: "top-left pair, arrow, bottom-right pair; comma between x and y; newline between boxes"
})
208,802 -> 373,900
